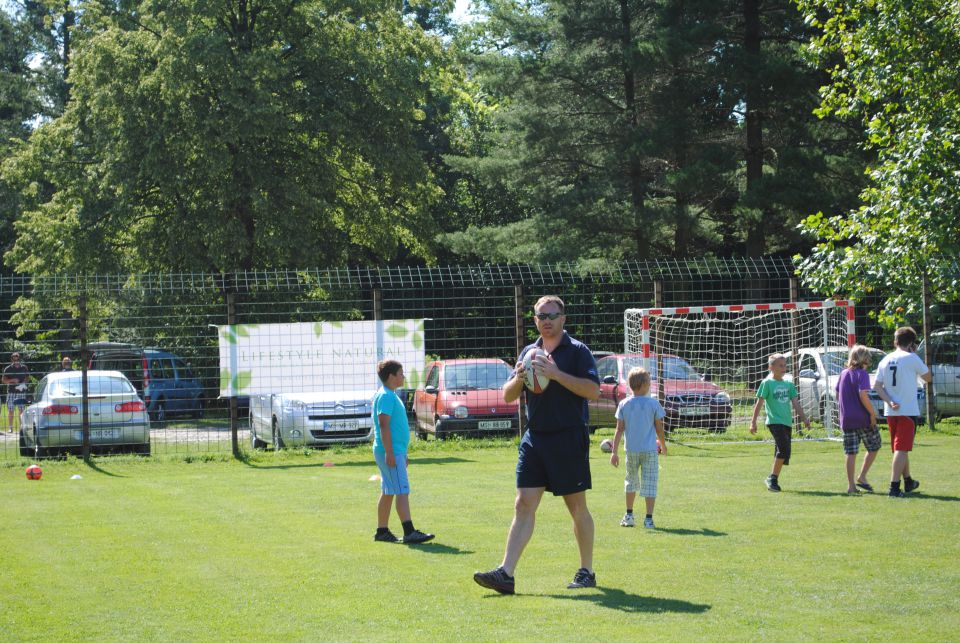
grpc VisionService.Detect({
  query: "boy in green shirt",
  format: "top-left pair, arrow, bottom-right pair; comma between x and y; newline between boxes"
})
750,353 -> 811,492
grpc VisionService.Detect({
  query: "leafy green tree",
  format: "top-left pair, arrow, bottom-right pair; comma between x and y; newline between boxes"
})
795,0 -> 960,320
3,0 -> 454,274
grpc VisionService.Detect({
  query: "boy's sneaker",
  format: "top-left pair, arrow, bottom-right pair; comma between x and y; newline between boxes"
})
567,568 -> 596,589
620,513 -> 635,527
904,479 -> 920,493
402,529 -> 435,544
473,567 -> 515,595
374,529 -> 399,543
765,476 -> 781,492
888,488 -> 906,498
643,516 -> 655,529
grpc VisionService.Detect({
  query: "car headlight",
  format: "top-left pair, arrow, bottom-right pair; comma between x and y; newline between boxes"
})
715,391 -> 731,404
453,405 -> 468,419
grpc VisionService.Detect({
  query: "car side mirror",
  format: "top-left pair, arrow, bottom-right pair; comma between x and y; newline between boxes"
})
702,373 -> 712,382
799,368 -> 818,379
424,385 -> 438,394
602,375 -> 617,385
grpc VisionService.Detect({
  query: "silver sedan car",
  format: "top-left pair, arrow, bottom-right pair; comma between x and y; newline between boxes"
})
19,370 -> 151,457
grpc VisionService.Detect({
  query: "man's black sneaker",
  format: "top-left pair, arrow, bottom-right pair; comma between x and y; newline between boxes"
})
904,479 -> 920,493
473,567 -> 515,595
567,568 -> 596,589
765,476 -> 781,492
888,489 -> 906,498
402,529 -> 435,544
374,529 -> 399,543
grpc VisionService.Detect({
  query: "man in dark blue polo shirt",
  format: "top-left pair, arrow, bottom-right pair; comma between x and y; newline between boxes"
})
474,295 -> 600,595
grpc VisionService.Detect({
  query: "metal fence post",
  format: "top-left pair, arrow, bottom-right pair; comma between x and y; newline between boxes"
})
923,274 -> 936,431
514,285 -> 526,435
227,287 -> 239,457
79,294 -> 90,461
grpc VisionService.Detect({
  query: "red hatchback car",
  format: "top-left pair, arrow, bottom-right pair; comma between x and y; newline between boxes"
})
413,359 -> 519,439
590,353 -> 733,432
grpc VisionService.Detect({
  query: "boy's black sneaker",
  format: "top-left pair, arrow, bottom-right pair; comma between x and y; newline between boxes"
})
374,529 -> 399,543
402,529 -> 435,544
473,567 -> 515,595
904,478 -> 920,493
567,568 -> 597,589
765,476 -> 781,492
888,489 -> 906,498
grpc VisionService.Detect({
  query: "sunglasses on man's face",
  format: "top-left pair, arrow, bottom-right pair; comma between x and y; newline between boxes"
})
534,312 -> 562,321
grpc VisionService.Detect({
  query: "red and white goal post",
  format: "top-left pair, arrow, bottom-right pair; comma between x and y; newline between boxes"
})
623,300 -> 855,441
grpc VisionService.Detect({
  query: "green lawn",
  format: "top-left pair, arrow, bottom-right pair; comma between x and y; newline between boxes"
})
2,426 -> 959,641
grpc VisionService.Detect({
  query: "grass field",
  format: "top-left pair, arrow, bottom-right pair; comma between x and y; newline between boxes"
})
2,424 -> 960,641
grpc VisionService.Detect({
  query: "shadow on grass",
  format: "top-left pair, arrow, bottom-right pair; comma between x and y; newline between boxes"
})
656,527 -> 726,537
82,458 -> 127,478
543,587 -> 711,614
791,490 -> 867,497
404,542 -> 473,555
907,493 -> 960,502
240,456 -> 474,470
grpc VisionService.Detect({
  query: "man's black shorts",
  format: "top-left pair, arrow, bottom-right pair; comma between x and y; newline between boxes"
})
516,427 -> 591,496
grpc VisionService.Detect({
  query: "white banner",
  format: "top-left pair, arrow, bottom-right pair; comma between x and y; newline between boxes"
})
217,319 -> 425,396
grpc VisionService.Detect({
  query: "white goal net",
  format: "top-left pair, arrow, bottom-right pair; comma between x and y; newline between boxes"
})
623,301 -> 855,442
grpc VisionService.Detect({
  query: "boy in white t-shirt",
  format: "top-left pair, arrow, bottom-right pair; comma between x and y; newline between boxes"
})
874,327 -> 932,497
610,367 -> 667,529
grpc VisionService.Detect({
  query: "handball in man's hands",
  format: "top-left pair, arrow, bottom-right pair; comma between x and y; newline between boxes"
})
522,348 -> 550,393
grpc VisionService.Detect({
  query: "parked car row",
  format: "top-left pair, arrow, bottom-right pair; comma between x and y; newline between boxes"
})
22,326 -> 957,455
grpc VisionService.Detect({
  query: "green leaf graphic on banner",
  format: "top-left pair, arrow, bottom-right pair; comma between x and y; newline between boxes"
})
412,332 -> 423,350
406,367 -> 421,389
313,322 -> 324,337
221,328 -> 237,344
416,319 -> 424,334
220,369 -> 232,391
386,323 -> 407,338
236,325 -> 255,337
235,371 -> 252,392
330,321 -> 343,328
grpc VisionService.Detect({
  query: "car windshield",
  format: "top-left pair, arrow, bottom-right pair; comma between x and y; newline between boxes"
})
51,376 -> 135,397
622,356 -> 702,381
443,363 -> 512,390
822,349 -> 885,375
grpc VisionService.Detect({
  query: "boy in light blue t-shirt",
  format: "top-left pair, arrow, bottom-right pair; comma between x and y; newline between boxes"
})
610,367 -> 667,529
372,359 -> 434,545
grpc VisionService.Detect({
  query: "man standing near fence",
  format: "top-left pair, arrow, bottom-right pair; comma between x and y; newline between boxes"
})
3,353 -> 30,433
473,295 -> 601,594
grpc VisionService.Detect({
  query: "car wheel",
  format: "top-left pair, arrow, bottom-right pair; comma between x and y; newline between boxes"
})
191,398 -> 205,419
272,418 -> 285,450
434,418 -> 445,440
250,416 -> 267,450
136,442 -> 151,456
819,397 -> 834,424
18,429 -> 33,458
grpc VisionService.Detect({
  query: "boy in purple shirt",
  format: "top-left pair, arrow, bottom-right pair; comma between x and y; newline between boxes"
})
836,345 -> 881,494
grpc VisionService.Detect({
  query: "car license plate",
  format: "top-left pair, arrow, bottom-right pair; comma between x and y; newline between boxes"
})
678,406 -> 709,416
478,420 -> 511,430
324,420 -> 359,432
73,429 -> 119,440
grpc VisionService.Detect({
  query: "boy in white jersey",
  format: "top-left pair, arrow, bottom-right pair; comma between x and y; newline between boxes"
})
873,327 -> 932,497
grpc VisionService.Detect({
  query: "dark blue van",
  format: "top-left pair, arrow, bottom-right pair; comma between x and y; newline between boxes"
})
87,343 -> 204,423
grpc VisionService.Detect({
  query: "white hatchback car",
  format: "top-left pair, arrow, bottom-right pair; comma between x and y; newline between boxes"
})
918,326 -> 960,417
19,370 -> 151,457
